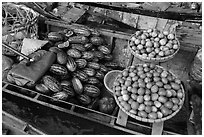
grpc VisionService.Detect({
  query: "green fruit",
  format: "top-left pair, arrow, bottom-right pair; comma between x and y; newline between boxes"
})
43,75 -> 61,93
84,84 -> 101,98
67,49 -> 81,58
50,64 -> 68,76
66,56 -> 77,72
72,77 -> 83,94
57,51 -> 68,65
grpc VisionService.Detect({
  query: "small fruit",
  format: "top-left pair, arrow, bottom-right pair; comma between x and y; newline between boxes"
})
67,49 -> 81,58
159,39 -> 167,46
151,93 -> 159,101
138,104 -> 145,111
161,106 -> 170,116
148,112 -> 157,119
167,34 -> 175,40
164,101 -> 174,109
158,96 -> 168,103
138,111 -> 148,118
154,101 -> 162,108
122,94 -> 130,101
137,95 -> 144,103
151,85 -> 159,93
131,101 -> 139,110
57,51 -> 68,65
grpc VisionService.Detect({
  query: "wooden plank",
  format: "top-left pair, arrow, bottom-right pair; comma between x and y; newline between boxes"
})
137,15 -> 158,30
62,7 -> 86,23
151,122 -> 164,135
156,18 -> 168,31
116,109 -> 128,127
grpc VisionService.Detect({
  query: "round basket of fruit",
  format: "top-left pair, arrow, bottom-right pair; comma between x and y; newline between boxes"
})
128,29 -> 180,62
113,63 -> 185,123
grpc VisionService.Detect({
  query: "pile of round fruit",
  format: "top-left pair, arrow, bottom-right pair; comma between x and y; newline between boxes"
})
113,63 -> 184,122
128,29 -> 180,62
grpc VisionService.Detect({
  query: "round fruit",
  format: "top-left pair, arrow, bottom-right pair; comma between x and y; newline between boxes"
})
144,94 -> 151,101
163,31 -> 169,36
123,94 -> 130,101
137,96 -> 144,103
161,107 -> 170,116
123,103 -> 131,111
148,112 -> 157,119
166,90 -> 173,97
131,93 -> 138,100
145,105 -> 152,113
151,85 -> 159,93
138,88 -> 145,95
131,101 -> 139,110
157,111 -> 163,119
151,106 -> 158,112
138,111 -> 148,118
167,34 -> 175,40
172,104 -> 179,111
138,104 -> 146,111
151,93 -> 159,101
129,109 -> 137,114
158,96 -> 168,103
154,101 -> 162,108
164,101 -> 174,109
159,39 -> 167,46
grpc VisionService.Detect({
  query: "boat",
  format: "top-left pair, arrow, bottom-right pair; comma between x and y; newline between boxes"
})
2,2 -> 202,135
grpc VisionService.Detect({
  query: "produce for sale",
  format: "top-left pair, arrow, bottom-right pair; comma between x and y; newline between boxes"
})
42,75 -> 62,93
99,97 -> 116,114
51,91 -> 69,101
72,77 -> 83,95
56,51 -> 68,65
77,94 -> 92,105
71,27 -> 91,37
84,84 -> 101,98
113,63 -> 184,122
35,83 -> 51,95
49,64 -> 68,76
129,29 -> 180,61
48,32 -> 64,42
32,27 -> 120,112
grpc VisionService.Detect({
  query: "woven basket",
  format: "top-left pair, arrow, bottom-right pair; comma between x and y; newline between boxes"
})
2,3 -> 38,56
128,29 -> 180,63
113,64 -> 185,123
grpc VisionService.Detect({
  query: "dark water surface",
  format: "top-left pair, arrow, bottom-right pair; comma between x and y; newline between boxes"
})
2,92 -> 131,135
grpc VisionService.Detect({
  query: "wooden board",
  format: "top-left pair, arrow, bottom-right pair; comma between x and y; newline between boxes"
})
62,7 -> 86,23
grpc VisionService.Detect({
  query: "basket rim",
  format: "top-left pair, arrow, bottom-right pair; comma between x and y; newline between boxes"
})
128,31 -> 180,63
113,64 -> 185,123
